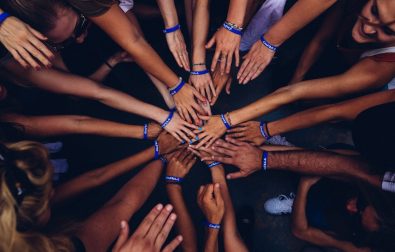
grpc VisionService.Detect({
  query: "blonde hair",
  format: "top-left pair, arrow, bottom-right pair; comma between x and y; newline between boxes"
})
0,141 -> 73,252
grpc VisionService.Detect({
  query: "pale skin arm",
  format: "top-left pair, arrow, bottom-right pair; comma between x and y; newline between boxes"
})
292,178 -> 371,252
267,89 -> 395,137
0,113 -> 162,139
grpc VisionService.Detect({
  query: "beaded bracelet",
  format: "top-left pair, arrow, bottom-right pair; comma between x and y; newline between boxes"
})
143,124 -> 148,140
262,151 -> 268,171
169,78 -> 186,96
161,110 -> 175,128
259,121 -> 272,141
190,69 -> 209,75
163,24 -> 181,34
260,35 -> 277,52
154,140 -> 160,160
165,176 -> 183,184
208,161 -> 221,169
192,62 -> 206,67
0,12 -> 10,25
205,221 -> 221,229
220,114 -> 232,130
223,22 -> 243,36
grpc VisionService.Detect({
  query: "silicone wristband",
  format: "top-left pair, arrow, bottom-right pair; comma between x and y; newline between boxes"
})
169,79 -> 186,96
143,124 -> 148,140
220,114 -> 232,130
161,110 -> 175,128
260,35 -> 277,52
0,13 -> 10,25
205,221 -> 221,229
259,121 -> 272,140
154,140 -> 160,160
208,161 -> 221,169
223,22 -> 242,36
163,24 -> 181,34
165,176 -> 183,184
190,69 -> 209,75
262,151 -> 268,171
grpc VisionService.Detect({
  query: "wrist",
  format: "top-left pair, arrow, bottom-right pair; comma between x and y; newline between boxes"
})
263,31 -> 283,47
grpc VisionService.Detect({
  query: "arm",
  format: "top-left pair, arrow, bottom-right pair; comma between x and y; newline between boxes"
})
267,89 -> 395,137
204,229 -> 220,252
89,51 -> 132,82
292,178 -> 370,252
289,2 -> 345,84
0,8 -> 53,68
0,114 -> 161,139
156,0 -> 189,71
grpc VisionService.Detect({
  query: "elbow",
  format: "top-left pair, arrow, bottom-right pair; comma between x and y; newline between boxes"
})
292,226 -> 309,240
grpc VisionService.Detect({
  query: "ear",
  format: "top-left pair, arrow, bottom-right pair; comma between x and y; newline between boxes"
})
346,197 -> 358,214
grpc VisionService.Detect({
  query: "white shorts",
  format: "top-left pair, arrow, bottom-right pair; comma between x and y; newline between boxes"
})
119,0 -> 134,13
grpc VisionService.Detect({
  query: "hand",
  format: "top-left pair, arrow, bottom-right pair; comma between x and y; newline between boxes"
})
189,67 -> 216,103
164,112 -> 198,143
165,30 -> 190,71
206,27 -> 241,75
112,204 -> 183,252
107,51 -> 134,67
172,84 -> 207,125
226,121 -> 265,146
202,138 -> 262,179
237,40 -> 275,84
300,176 -> 321,187
210,64 -> 232,106
0,16 -> 54,69
147,122 -> 162,140
157,131 -> 181,155
193,115 -> 227,148
166,150 -> 197,178
188,145 -> 220,164
197,184 -> 225,224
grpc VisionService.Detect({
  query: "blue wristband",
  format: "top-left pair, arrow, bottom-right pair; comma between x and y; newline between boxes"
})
163,24 -> 181,34
208,161 -> 221,169
169,79 -> 186,96
165,176 -> 183,184
190,69 -> 209,75
205,221 -> 221,229
154,140 -> 160,160
222,22 -> 242,36
220,114 -> 232,130
262,151 -> 268,171
161,110 -> 175,128
143,124 -> 148,140
0,12 -> 10,25
259,121 -> 272,140
260,35 -> 277,52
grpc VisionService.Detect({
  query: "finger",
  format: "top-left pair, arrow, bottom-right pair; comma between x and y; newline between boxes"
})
182,121 -> 199,130
155,213 -> 177,248
198,115 -> 211,121
237,57 -> 250,80
173,51 -> 183,68
234,49 -> 240,67
225,51 -> 233,74
202,155 -> 232,164
210,87 -> 220,106
211,145 -> 235,157
205,137 -> 217,148
16,47 -> 40,69
177,130 -> 191,143
172,149 -> 182,161
225,78 -> 232,95
180,126 -> 197,139
243,65 -> 259,84
206,35 -> 216,49
188,147 -> 202,158
181,107 -> 193,124
28,36 -> 54,60
181,49 -> 190,71
134,204 -> 164,236
185,152 -> 197,168
210,47 -> 221,72
198,185 -> 205,199
213,183 -> 223,205
146,204 -> 173,239
220,53 -> 227,75
177,107 -> 188,122
251,65 -> 266,81
227,126 -> 246,133
178,149 -> 189,162
113,221 -> 130,251
162,236 -> 183,252
227,172 -> 245,180
186,107 -> 200,126
170,131 -> 183,143
24,43 -> 51,67
191,102 -> 206,119
226,132 -> 245,139
192,87 -> 208,103
204,82 -> 212,102
226,137 -> 248,146
204,184 -> 214,200
239,60 -> 255,84
213,139 -> 238,151
195,135 -> 210,149
27,26 -> 47,40
9,49 -> 28,68
208,77 -> 217,98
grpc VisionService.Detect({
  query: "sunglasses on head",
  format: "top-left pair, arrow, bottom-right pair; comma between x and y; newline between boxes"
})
46,12 -> 90,51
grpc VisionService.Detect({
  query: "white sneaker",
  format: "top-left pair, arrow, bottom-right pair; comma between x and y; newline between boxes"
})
264,193 -> 295,215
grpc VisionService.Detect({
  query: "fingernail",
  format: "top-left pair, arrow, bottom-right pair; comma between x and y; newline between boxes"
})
215,183 -> 220,188
156,204 -> 163,210
212,146 -> 215,150
181,140 -> 185,144
166,204 -> 173,211
178,236 -> 183,241
198,127 -> 202,131
195,136 -> 199,140
170,213 -> 177,220
121,221 -> 126,229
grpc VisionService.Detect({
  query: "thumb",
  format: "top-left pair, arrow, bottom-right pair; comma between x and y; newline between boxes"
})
205,35 -> 216,49
112,221 -> 129,252
226,172 -> 245,180
225,78 -> 232,95
213,183 -> 223,205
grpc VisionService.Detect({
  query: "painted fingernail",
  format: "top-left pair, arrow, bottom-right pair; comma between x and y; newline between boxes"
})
181,140 -> 185,144
195,136 -> 199,140
198,127 -> 202,131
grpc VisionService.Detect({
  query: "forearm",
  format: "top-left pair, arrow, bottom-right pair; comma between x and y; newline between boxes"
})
166,185 -> 198,252
53,147 -> 154,204
267,151 -> 381,188
156,0 -> 179,27
226,0 -> 248,27
292,40 -> 326,80
210,165 -> 248,252
1,114 -> 145,138
264,0 -> 337,45
268,89 -> 395,136
204,229 -> 219,252
90,5 -> 180,87
192,0 -> 210,63
89,63 -> 112,82
292,180 -> 311,232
